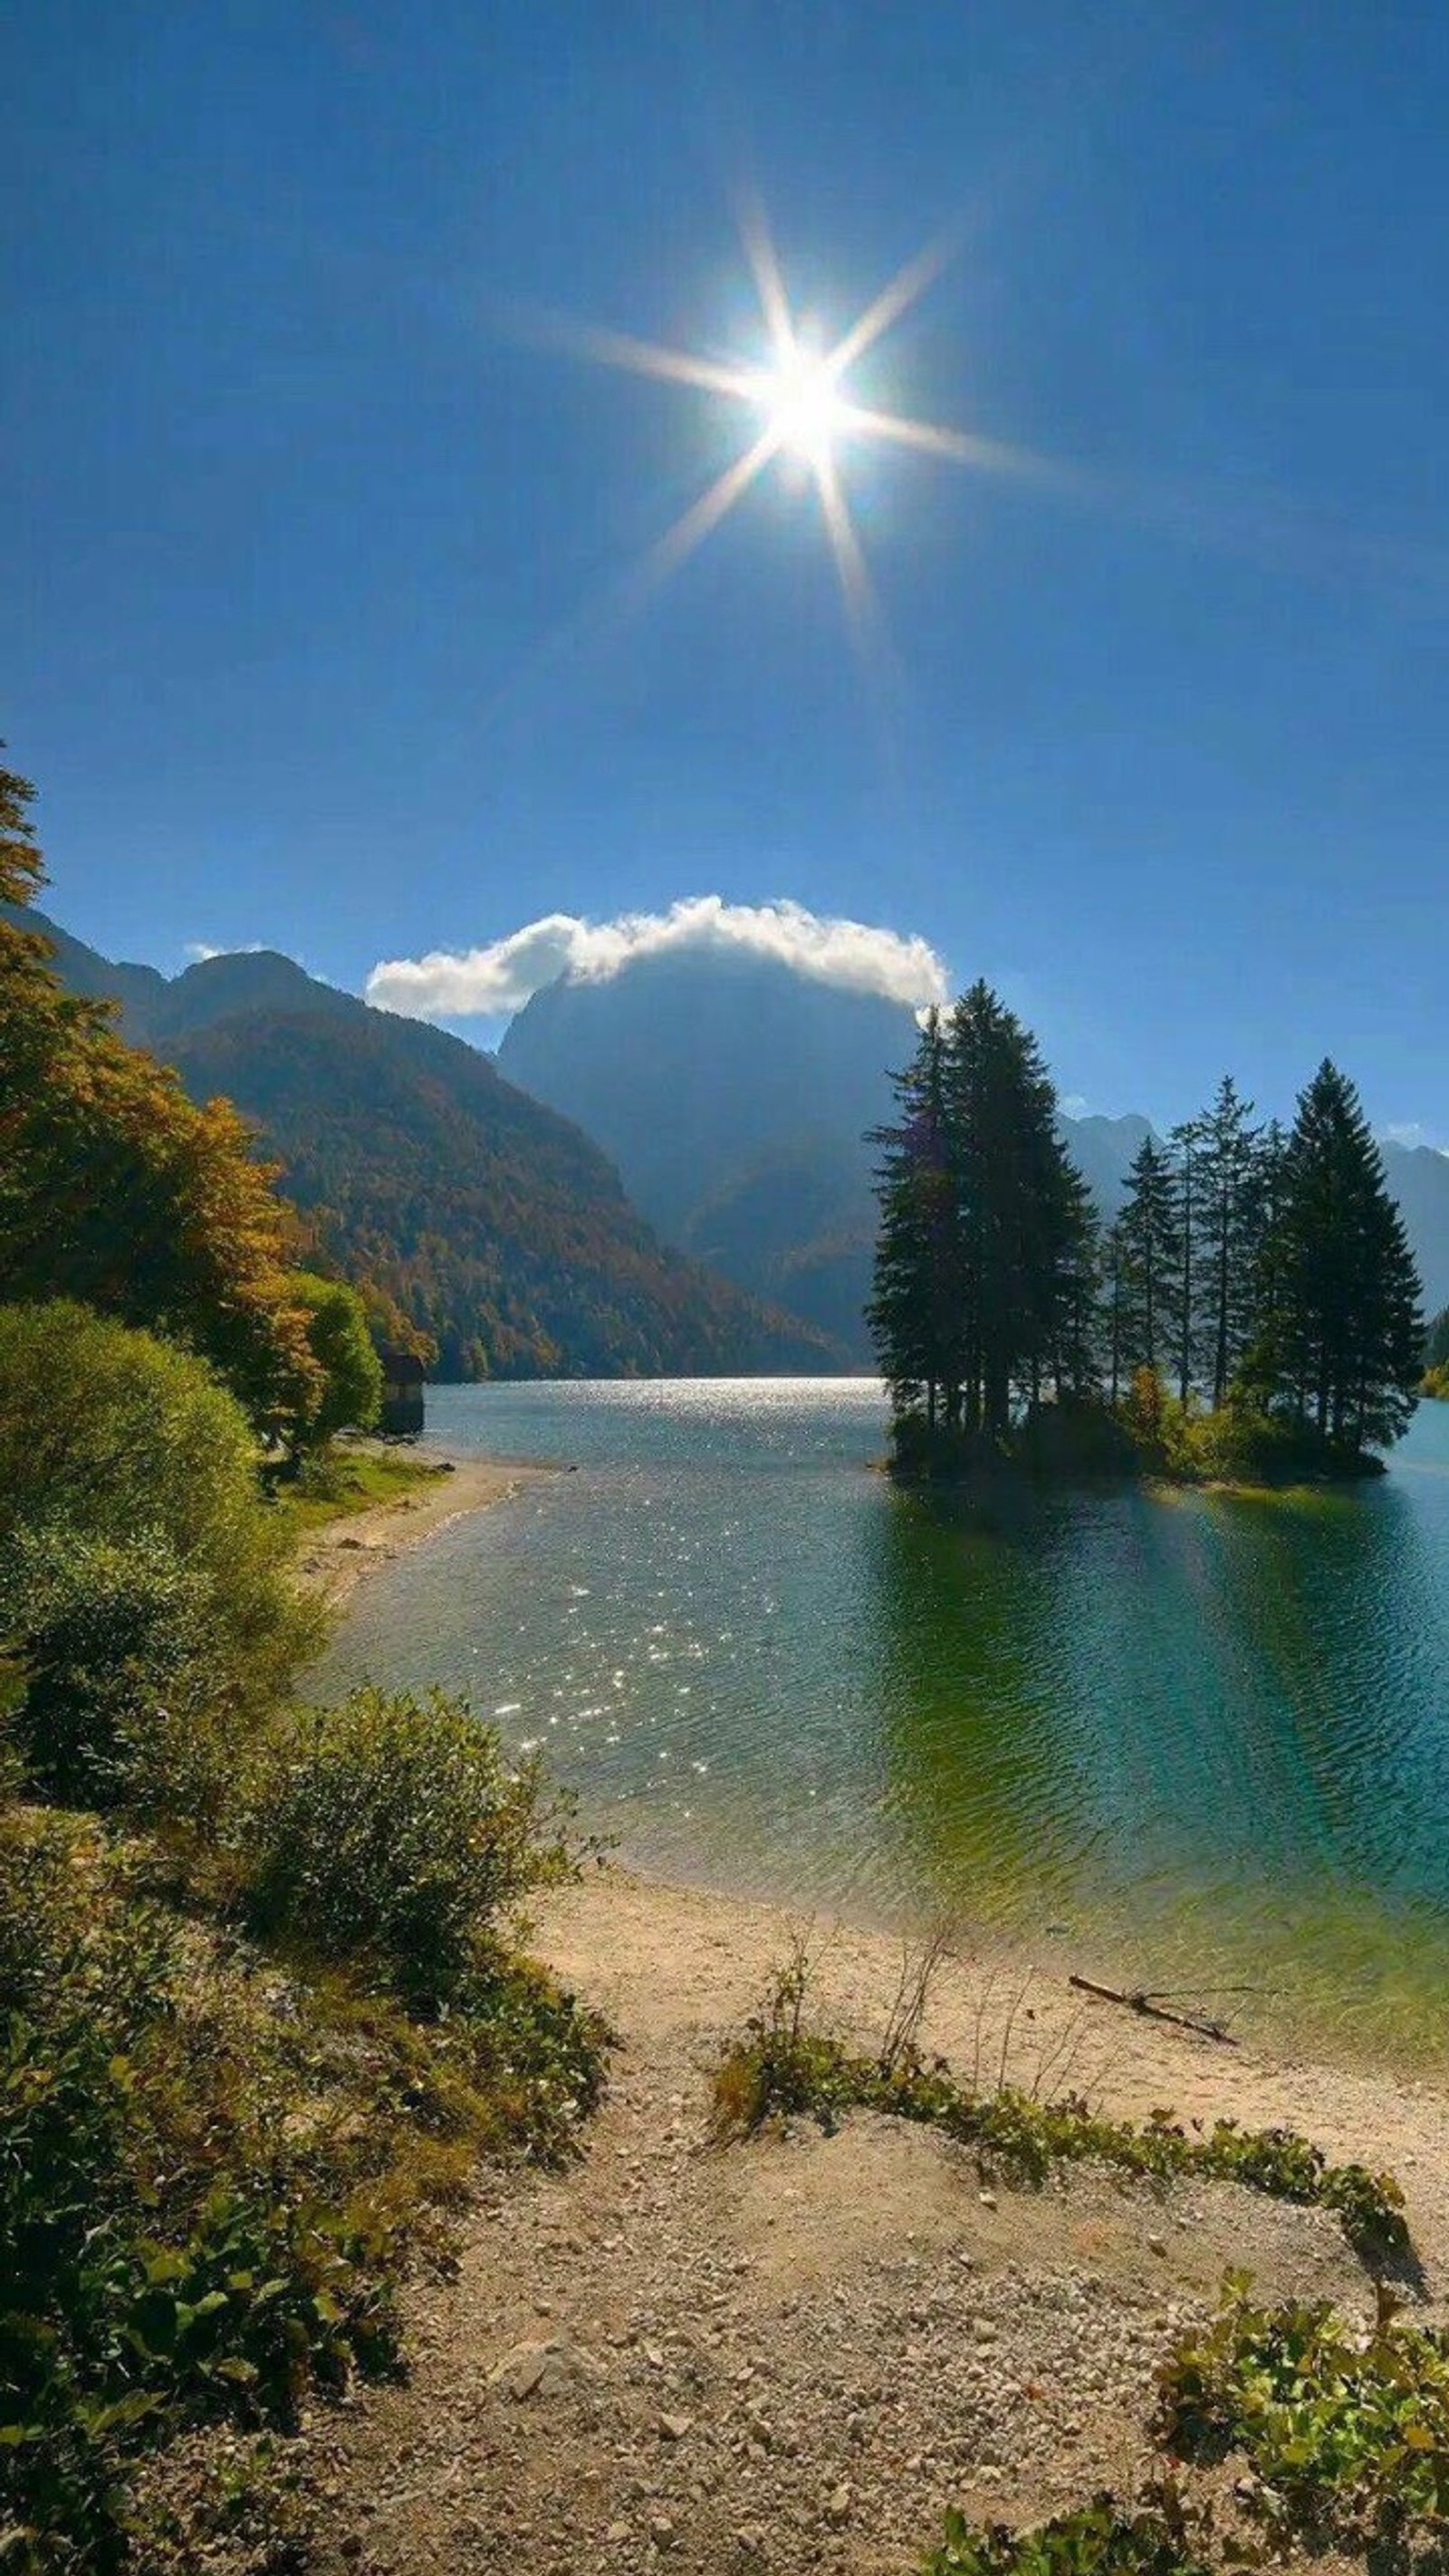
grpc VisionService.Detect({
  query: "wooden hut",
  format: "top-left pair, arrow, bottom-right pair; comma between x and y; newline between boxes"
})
377,1346 -> 426,1439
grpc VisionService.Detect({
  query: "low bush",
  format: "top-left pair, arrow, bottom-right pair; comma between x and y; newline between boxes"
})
711,1993 -> 1408,2260
0,1798 -> 608,2568
0,1524 -> 211,1804
923,2489 -> 1212,2576
1158,2279 -> 1449,2537
888,1398 -> 1140,1485
0,1808 -> 395,2567
0,1304 -> 323,1818
235,1685 -> 589,2013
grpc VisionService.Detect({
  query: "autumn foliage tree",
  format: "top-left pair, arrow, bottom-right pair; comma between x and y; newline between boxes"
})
0,755 -> 316,1435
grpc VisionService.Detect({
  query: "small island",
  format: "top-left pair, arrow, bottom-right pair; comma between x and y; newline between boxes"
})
869,981 -> 1424,1488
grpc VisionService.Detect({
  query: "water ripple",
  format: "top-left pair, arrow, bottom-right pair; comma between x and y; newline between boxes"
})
317,1382 -> 1449,2060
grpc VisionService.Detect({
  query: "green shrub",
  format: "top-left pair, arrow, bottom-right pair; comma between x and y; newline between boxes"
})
286,1271 -> 382,1460
0,1525 -> 212,1804
236,1686 -> 587,2012
0,1805 -> 400,2567
0,1302 -> 322,1814
1158,2279 -> 1449,2534
711,2005 -> 1408,2259
0,1797 -> 607,2566
923,2491 -> 1212,2576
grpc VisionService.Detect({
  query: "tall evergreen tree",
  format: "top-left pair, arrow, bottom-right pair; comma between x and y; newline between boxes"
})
1100,1218 -> 1128,1408
1115,1136 -> 1180,1382
869,985 -> 1090,1444
1194,1076 -> 1263,1408
1049,1168 -> 1101,1403
1246,1062 -> 1422,1451
868,1009 -> 956,1431
943,981 -> 1091,1437
1169,1115 -> 1204,1405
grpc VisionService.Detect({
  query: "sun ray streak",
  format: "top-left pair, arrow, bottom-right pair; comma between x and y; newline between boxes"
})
813,454 -> 877,649
734,187 -> 797,364
839,401 -> 1058,483
824,226 -> 964,380
475,430 -> 785,734
640,428 -> 783,590
533,314 -> 758,404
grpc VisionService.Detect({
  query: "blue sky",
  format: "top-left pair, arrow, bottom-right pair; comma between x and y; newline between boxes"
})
5,2 -> 1447,1138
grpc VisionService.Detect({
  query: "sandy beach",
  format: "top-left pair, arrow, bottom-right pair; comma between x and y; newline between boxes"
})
293,1448 -> 550,1605
295,1854 -> 1449,2575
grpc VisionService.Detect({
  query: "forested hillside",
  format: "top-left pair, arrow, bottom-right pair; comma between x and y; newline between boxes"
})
170,1007 -> 834,1379
6,907 -> 836,1379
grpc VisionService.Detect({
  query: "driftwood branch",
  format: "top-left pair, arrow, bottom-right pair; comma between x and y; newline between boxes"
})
1068,1972 -> 1239,2046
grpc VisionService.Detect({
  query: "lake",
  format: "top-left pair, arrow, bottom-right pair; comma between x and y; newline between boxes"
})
317,1380 -> 1449,2062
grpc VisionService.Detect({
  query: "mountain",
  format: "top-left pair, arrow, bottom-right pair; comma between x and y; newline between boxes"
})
1380,1141 -> 1449,1318
3,906 -> 171,1030
8,907 -> 836,1380
1062,1113 -> 1153,1216
499,946 -> 913,1359
499,946 -> 1449,1342
0,908 -> 353,1050
22,906 -> 1449,1353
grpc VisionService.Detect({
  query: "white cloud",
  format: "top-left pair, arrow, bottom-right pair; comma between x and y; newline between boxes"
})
183,940 -> 267,965
366,895 -> 949,1022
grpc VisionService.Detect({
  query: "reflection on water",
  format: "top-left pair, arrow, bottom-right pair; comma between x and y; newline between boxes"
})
316,1380 -> 1449,2062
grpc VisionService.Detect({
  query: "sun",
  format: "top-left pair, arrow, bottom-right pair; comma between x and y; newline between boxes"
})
521,197 -> 1044,678
753,348 -> 851,466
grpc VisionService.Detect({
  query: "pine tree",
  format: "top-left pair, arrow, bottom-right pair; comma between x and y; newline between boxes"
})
870,985 -> 1091,1447
1194,1076 -> 1263,1409
943,981 -> 1090,1437
1247,1062 -> 1423,1452
868,1009 -> 956,1431
1101,1218 -> 1128,1408
1169,1115 -> 1204,1405
1115,1136 -> 1180,1382
1050,1166 -> 1102,1402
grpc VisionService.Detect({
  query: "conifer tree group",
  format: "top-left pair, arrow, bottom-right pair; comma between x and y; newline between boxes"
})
868,982 -> 1096,1441
870,985 -> 1424,1468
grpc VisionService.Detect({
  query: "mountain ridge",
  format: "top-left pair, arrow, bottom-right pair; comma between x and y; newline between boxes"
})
14,905 -> 1449,1341
499,944 -> 1449,1331
5,906 -> 840,1380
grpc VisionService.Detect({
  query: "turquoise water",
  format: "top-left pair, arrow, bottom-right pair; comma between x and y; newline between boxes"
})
318,1382 -> 1449,2061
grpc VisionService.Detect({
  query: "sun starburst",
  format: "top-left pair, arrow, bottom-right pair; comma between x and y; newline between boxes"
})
535,197 -> 1041,665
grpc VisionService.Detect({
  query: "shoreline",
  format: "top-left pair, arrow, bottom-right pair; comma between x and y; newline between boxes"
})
293,1446 -> 551,1605
313,1451 -> 1449,2081
302,1856 -> 1449,2573
295,1462 -> 1449,2565
530,1864 -> 1449,2196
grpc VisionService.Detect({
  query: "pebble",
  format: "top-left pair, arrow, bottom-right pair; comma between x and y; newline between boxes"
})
285,2014 -> 1358,2576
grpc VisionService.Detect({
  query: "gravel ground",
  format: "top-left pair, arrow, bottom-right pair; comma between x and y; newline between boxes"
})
293,1892 -> 1421,2576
